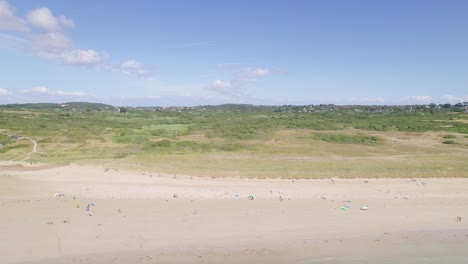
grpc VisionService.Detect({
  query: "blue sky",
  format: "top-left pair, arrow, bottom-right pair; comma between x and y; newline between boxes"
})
1,0 -> 467,106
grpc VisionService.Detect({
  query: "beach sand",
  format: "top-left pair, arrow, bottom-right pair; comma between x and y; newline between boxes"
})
1,162 -> 468,263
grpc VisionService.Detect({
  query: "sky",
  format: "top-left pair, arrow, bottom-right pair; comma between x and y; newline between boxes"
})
0,0 -> 467,106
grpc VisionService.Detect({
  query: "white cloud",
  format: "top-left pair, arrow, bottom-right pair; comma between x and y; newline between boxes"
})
400,95 -> 437,104
55,90 -> 87,97
119,60 -> 150,78
242,68 -> 270,78
441,94 -> 468,103
25,7 -> 74,31
216,62 -> 243,69
32,32 -> 73,53
0,0 -> 28,31
21,87 -> 87,97
30,32 -> 108,66
21,86 -> 50,94
211,80 -> 232,89
0,87 -> 11,95
0,32 -> 28,43
210,67 -> 270,96
61,49 -> 108,65
0,1 -> 147,76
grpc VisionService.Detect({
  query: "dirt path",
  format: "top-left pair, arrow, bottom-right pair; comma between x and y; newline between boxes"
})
24,137 -> 37,153
8,137 -> 39,162
20,137 -> 38,161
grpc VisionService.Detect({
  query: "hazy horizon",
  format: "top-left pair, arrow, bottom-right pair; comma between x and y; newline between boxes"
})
1,0 -> 468,106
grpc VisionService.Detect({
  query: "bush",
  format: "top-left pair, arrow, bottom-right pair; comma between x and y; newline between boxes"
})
442,140 -> 456,144
152,139 -> 172,147
442,135 -> 456,139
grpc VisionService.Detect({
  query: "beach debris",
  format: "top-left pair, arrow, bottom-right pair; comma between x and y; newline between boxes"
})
234,192 -> 240,197
248,194 -> 254,200
321,196 -> 327,200
340,204 -> 350,210
76,203 -> 80,208
363,180 -> 369,184
407,178 -> 427,187
173,193 -> 178,198
456,216 -> 462,222
53,192 -> 66,198
86,204 -> 90,211
47,221 -> 53,225
90,202 -> 96,206
63,218 -> 70,223
279,196 -> 283,201
118,209 -> 122,213
88,212 -> 93,216
360,205 -> 369,210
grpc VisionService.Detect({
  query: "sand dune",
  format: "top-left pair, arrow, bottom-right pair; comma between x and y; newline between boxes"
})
1,162 -> 468,263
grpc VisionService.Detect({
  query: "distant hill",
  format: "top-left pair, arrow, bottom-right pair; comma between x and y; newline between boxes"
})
62,102 -> 117,110
0,102 -> 117,111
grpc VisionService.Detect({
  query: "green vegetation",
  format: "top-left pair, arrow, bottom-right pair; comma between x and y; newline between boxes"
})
312,133 -> 381,145
443,135 -> 456,139
145,139 -> 249,153
1,102 -> 467,178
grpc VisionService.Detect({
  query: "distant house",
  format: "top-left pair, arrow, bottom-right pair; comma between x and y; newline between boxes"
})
10,135 -> 22,140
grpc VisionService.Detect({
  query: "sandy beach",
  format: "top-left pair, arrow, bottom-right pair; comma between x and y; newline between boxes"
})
1,162 -> 468,264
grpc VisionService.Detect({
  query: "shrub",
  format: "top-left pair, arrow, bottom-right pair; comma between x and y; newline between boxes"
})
442,135 -> 456,139
152,139 -> 172,147
442,140 -> 456,144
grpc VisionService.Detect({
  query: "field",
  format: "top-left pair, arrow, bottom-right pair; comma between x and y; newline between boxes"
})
1,103 -> 467,178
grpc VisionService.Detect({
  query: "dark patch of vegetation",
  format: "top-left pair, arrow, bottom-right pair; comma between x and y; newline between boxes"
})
312,133 -> 381,145
442,140 -> 456,144
442,135 -> 456,139
147,139 -> 250,153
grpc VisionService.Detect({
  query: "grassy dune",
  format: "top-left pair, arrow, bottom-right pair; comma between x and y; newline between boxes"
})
1,105 -> 467,178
